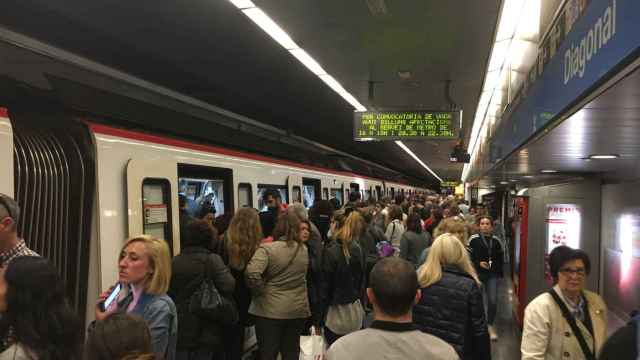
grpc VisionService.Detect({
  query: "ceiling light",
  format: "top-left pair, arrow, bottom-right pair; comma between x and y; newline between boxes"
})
395,141 -> 443,182
510,179 -> 517,182
235,5 -> 367,112
500,181 -> 509,185
523,175 -> 534,178
588,154 -> 619,160
289,48 -> 327,75
540,169 -> 558,173
242,8 -> 298,50
228,0 -> 256,9
319,74 -> 367,111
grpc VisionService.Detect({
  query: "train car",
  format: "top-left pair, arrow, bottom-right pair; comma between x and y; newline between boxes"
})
0,108 -> 428,325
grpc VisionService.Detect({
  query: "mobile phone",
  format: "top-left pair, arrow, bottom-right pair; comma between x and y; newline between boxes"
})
100,283 -> 122,312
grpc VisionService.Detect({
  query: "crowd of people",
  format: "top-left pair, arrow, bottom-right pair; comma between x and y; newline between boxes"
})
0,190 -> 638,359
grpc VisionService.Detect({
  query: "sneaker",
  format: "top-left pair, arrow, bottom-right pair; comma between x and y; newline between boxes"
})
488,325 -> 498,341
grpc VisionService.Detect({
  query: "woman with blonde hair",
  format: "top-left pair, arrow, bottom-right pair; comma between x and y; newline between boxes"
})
320,209 -> 366,346
95,235 -> 178,360
418,217 -> 470,266
221,207 -> 263,360
413,234 -> 490,360
246,212 -> 310,360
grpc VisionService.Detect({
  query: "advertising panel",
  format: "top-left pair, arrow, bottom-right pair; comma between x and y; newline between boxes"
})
544,204 -> 582,283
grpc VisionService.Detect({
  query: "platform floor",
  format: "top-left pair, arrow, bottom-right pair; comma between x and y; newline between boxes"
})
492,275 -> 522,360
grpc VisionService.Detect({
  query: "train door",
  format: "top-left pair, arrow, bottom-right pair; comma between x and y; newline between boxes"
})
126,159 -> 179,255
288,174 -> 303,205
350,182 -> 360,198
302,177 -> 321,209
176,164 -> 233,250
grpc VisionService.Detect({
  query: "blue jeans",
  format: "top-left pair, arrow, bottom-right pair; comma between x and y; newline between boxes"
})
481,275 -> 498,325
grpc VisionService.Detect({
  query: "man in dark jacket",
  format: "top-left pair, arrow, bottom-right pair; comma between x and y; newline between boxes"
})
259,188 -> 283,238
168,219 -> 236,359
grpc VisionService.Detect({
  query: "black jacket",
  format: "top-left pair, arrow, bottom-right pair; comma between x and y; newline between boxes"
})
413,266 -> 490,360
361,224 -> 388,274
468,233 -> 504,280
311,214 -> 331,243
320,239 -> 365,319
599,315 -> 638,360
168,246 -> 235,350
307,222 -> 325,326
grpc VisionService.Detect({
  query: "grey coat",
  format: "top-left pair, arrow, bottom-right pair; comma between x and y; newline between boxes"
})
399,231 -> 431,266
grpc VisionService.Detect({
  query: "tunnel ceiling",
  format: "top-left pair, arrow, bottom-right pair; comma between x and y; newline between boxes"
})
0,0 -> 500,185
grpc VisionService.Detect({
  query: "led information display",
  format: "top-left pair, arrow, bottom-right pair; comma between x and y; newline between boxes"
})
354,110 -> 459,141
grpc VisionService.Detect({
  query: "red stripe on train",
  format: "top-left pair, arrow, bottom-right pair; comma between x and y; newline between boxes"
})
87,122 -> 396,184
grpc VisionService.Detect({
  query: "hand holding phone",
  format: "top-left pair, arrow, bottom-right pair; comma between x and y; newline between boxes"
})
98,283 -> 122,313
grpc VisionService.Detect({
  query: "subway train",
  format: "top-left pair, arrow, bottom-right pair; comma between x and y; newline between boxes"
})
0,106 -> 429,325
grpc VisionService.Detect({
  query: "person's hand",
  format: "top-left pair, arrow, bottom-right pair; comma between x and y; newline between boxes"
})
480,261 -> 490,270
203,213 -> 215,224
95,286 -> 117,321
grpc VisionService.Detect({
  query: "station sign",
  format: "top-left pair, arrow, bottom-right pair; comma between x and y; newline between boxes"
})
440,181 -> 459,188
354,110 -> 459,141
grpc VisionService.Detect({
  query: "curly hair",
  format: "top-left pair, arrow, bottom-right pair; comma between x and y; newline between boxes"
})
226,208 -> 263,269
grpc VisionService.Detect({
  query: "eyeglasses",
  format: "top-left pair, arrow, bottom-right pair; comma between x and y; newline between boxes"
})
559,267 -> 586,276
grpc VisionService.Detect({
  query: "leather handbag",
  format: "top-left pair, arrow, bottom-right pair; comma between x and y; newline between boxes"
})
188,255 -> 239,325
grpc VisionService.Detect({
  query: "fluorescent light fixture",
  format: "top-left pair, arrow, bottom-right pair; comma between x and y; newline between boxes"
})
289,48 -> 327,75
319,74 -> 367,111
242,8 -> 298,50
228,0 -> 256,9
510,179 -> 517,182
234,5 -> 367,113
540,169 -> 558,173
395,141 -> 443,182
588,154 -> 619,159
462,0 -> 541,183
500,181 -> 509,185
523,175 -> 534,178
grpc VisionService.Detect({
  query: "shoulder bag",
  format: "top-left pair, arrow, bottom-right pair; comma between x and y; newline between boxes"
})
548,289 -> 596,360
188,254 -> 239,325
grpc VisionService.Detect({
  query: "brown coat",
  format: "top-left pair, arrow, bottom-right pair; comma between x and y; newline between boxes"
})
246,240 -> 310,319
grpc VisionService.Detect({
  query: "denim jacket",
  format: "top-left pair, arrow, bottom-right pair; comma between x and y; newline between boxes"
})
126,292 -> 178,360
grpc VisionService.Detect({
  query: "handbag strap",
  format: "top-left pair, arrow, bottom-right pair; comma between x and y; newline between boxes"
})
264,242 -> 301,284
548,289 -> 596,360
176,253 -> 216,304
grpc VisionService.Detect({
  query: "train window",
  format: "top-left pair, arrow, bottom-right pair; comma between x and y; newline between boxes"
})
178,164 -> 233,217
375,186 -> 382,200
365,190 -> 371,200
142,178 -> 173,253
292,186 -> 302,203
257,184 -> 289,211
238,183 -> 253,208
302,177 -> 321,209
323,188 -> 329,200
330,188 -> 343,207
